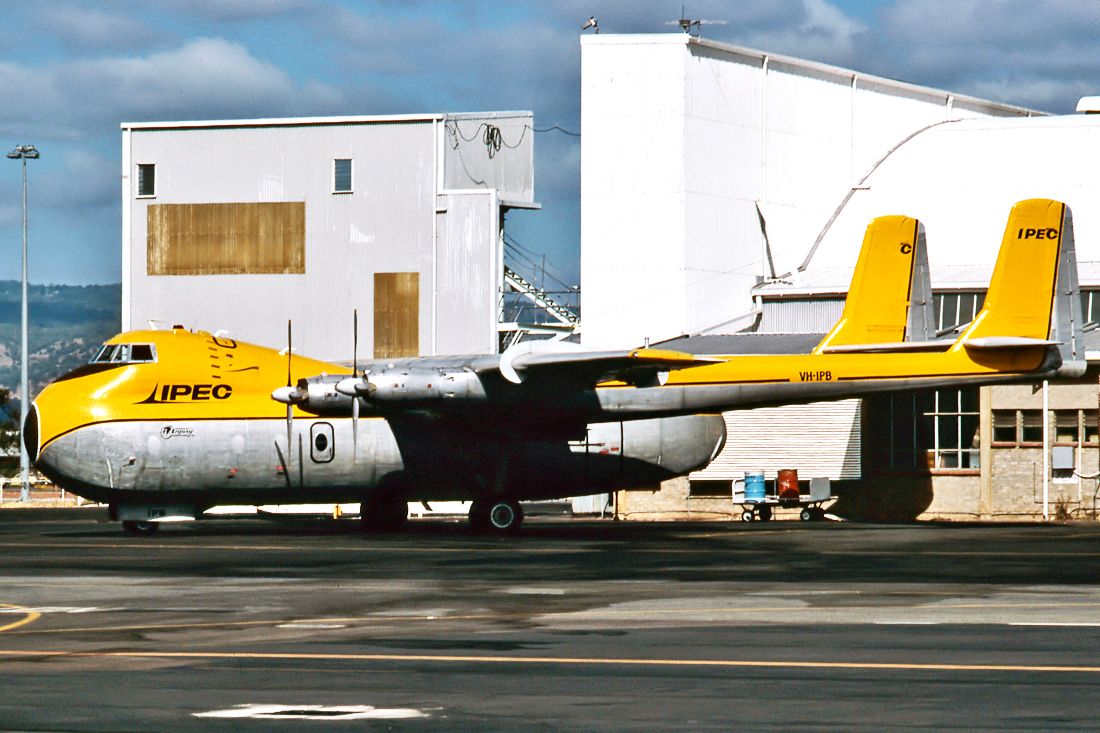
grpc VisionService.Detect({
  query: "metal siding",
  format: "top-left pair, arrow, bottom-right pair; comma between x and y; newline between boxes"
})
443,113 -> 534,203
581,41 -> 690,349
580,36 -> 1034,350
759,298 -> 845,333
691,399 -> 862,481
802,116 -> 1100,280
126,121 -> 456,360
433,191 -> 499,355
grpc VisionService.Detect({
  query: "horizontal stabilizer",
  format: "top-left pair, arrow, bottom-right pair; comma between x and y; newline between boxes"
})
962,336 -> 1059,350
820,340 -> 950,354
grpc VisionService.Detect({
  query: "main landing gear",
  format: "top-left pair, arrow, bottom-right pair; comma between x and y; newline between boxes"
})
469,499 -> 524,534
359,496 -> 409,532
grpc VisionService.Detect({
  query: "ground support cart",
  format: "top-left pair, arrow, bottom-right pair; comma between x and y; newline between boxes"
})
733,477 -> 835,522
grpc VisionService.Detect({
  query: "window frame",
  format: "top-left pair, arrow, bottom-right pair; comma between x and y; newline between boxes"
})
137,163 -> 156,198
333,158 -> 353,194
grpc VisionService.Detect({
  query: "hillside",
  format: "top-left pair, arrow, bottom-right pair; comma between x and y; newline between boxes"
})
0,282 -> 121,404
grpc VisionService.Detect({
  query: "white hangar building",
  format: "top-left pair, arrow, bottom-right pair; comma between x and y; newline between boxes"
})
121,112 -> 537,361
580,34 -> 1100,521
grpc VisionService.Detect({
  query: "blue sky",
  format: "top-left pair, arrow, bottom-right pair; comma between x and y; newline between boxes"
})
1,0 -> 1098,286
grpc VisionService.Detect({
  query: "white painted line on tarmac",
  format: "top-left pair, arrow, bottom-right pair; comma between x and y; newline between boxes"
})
194,704 -> 431,720
1009,622 -> 1100,627
276,623 -> 347,630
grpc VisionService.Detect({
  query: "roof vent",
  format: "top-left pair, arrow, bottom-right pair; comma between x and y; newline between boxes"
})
1076,96 -> 1100,113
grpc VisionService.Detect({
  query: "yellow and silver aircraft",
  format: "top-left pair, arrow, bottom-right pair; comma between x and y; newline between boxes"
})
26,199 -> 1082,533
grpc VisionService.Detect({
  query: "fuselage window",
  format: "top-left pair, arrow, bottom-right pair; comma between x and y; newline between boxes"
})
90,343 -> 157,365
92,344 -> 117,363
130,344 -> 156,362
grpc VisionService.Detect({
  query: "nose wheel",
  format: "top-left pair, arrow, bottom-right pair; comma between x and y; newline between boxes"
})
121,520 -> 159,536
469,500 -> 524,534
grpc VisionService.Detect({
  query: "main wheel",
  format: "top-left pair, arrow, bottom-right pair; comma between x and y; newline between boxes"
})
757,505 -> 773,522
800,508 -> 814,522
360,496 -> 409,531
488,501 -> 523,533
121,520 -> 159,536
470,500 -> 523,533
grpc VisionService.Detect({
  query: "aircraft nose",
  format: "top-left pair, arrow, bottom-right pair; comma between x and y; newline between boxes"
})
23,401 -> 38,464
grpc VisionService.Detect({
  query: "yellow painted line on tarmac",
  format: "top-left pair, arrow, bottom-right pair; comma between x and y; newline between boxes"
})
0,648 -> 1099,674
0,604 -> 40,633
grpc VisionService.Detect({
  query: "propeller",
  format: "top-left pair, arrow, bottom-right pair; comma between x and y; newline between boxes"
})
269,320 -> 302,474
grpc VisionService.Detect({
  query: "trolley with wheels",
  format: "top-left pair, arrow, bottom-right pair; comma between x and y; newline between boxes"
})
733,475 -> 834,522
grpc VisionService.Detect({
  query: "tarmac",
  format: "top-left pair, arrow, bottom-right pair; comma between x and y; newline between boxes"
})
1,510 -> 1099,730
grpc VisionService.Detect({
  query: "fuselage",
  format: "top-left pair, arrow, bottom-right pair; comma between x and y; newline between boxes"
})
29,328 -> 725,515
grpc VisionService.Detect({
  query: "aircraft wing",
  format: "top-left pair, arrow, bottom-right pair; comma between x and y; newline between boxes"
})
491,343 -> 720,386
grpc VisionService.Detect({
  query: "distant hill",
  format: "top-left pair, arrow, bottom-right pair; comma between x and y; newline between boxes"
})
0,282 -> 121,407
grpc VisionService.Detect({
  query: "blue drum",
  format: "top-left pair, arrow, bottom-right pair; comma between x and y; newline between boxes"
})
744,471 -> 766,502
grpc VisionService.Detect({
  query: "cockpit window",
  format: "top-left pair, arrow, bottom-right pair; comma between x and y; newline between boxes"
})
91,343 -> 156,365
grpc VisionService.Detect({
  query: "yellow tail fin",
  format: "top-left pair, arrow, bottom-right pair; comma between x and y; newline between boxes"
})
953,199 -> 1067,348
813,215 -> 930,354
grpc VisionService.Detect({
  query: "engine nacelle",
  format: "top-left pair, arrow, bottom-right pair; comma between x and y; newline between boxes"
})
368,369 -> 486,402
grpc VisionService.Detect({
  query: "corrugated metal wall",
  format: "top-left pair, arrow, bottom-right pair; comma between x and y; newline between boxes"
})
433,191 -> 500,355
759,298 -> 845,333
580,35 -> 1037,351
126,122 -> 435,359
691,399 -> 862,481
443,113 -> 534,202
124,114 -> 531,360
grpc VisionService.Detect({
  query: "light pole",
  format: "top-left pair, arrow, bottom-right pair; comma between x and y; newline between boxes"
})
7,144 -> 37,502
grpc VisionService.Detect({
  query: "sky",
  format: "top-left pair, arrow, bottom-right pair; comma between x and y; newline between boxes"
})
1,0 -> 1099,287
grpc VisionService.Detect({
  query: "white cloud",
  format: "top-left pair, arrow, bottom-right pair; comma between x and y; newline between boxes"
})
0,37 -> 345,140
35,5 -> 168,52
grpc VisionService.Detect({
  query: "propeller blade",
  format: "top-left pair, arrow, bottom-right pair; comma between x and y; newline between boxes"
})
352,308 -> 360,463
352,395 -> 359,463
286,320 -> 293,471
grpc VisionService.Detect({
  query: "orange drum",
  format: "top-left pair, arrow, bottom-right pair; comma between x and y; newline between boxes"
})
777,468 -> 800,500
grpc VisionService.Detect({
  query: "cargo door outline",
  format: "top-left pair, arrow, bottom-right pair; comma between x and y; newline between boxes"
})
310,422 -> 335,463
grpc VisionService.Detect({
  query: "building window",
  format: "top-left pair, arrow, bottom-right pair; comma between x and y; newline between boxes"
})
137,163 -> 156,197
333,158 -> 352,193
926,388 -> 980,469
1086,413 -> 1099,444
1020,410 -> 1045,444
884,388 -> 979,472
992,410 -> 1017,444
933,292 -> 984,333
688,479 -> 732,498
1055,411 -> 1080,444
